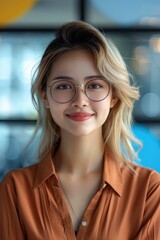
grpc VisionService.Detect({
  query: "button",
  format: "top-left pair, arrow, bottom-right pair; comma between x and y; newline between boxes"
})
82,220 -> 87,227
103,183 -> 107,189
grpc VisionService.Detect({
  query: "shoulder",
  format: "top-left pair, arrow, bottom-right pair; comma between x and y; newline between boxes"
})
133,164 -> 159,183
121,163 -> 160,196
122,163 -> 160,181
134,164 -> 160,193
0,162 -> 39,190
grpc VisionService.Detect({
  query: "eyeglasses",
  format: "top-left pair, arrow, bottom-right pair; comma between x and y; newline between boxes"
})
47,79 -> 111,104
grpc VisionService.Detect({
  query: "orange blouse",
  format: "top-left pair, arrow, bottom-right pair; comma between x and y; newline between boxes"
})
0,152 -> 160,240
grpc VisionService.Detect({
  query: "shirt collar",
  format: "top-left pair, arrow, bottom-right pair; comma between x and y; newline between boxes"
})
34,153 -> 56,188
103,150 -> 123,197
34,150 -> 123,196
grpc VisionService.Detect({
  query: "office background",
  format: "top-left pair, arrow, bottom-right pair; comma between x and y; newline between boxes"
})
0,0 -> 160,180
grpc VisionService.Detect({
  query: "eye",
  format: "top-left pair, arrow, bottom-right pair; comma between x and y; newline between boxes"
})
55,83 -> 72,90
87,82 -> 103,89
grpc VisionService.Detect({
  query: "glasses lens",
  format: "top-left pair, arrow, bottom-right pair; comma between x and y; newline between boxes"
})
50,81 -> 75,103
85,79 -> 110,101
49,79 -> 110,103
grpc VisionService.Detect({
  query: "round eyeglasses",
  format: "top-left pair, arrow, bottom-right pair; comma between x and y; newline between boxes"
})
47,79 -> 111,104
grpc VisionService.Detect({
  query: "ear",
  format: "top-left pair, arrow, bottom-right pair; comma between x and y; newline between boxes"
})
110,94 -> 119,108
41,90 -> 50,108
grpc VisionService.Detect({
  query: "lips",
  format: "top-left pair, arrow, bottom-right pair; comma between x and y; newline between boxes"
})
66,112 -> 94,122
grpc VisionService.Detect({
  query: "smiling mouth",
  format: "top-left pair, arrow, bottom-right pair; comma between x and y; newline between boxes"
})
66,112 -> 94,122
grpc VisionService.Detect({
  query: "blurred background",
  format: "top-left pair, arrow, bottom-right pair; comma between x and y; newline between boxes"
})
0,0 -> 160,180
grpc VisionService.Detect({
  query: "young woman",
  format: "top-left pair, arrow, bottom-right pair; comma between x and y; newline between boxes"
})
0,21 -> 159,240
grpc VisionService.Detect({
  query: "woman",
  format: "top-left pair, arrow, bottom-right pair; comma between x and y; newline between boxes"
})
0,21 -> 159,240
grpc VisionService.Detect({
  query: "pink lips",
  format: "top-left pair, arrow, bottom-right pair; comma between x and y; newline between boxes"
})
67,112 -> 94,122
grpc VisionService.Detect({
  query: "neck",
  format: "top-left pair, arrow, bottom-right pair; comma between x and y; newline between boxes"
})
55,130 -> 104,176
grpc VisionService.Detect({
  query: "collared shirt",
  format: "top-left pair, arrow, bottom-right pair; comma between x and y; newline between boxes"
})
0,151 -> 160,240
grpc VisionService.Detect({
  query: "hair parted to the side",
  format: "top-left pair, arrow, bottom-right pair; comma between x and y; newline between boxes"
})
31,21 -> 142,165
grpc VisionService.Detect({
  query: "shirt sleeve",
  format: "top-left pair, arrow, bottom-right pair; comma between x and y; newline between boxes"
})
134,171 -> 160,240
0,177 -> 25,240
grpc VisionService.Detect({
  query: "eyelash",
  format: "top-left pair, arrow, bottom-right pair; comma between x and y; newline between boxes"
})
56,84 -> 72,90
88,83 -> 102,89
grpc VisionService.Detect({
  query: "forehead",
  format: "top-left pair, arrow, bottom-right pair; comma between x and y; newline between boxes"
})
49,49 -> 100,79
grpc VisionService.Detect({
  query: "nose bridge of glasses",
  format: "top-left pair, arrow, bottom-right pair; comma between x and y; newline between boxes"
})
75,83 -> 84,90
72,83 -> 89,106
74,83 -> 89,103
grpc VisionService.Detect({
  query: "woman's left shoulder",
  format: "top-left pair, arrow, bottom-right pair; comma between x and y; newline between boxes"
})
133,164 -> 159,181
122,163 -> 160,188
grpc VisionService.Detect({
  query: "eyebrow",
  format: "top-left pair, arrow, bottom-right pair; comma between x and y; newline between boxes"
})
50,75 -> 105,81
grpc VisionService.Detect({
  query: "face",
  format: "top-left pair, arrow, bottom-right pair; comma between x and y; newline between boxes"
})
42,49 -> 118,137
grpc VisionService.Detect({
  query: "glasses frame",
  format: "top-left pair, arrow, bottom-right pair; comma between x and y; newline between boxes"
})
47,79 -> 111,104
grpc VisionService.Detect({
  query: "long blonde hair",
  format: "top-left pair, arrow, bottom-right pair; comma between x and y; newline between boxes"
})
31,21 -> 141,164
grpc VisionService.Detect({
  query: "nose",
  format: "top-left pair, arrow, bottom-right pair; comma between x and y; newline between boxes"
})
71,86 -> 89,107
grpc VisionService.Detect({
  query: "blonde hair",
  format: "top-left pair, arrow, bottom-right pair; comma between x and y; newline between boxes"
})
31,21 -> 142,164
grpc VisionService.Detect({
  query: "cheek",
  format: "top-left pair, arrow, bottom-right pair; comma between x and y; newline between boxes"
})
49,103 -> 65,125
101,107 -> 110,120
94,100 -> 112,126
49,106 -> 59,120
95,98 -> 112,114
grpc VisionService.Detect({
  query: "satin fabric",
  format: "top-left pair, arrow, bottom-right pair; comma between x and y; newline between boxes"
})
0,151 -> 160,240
